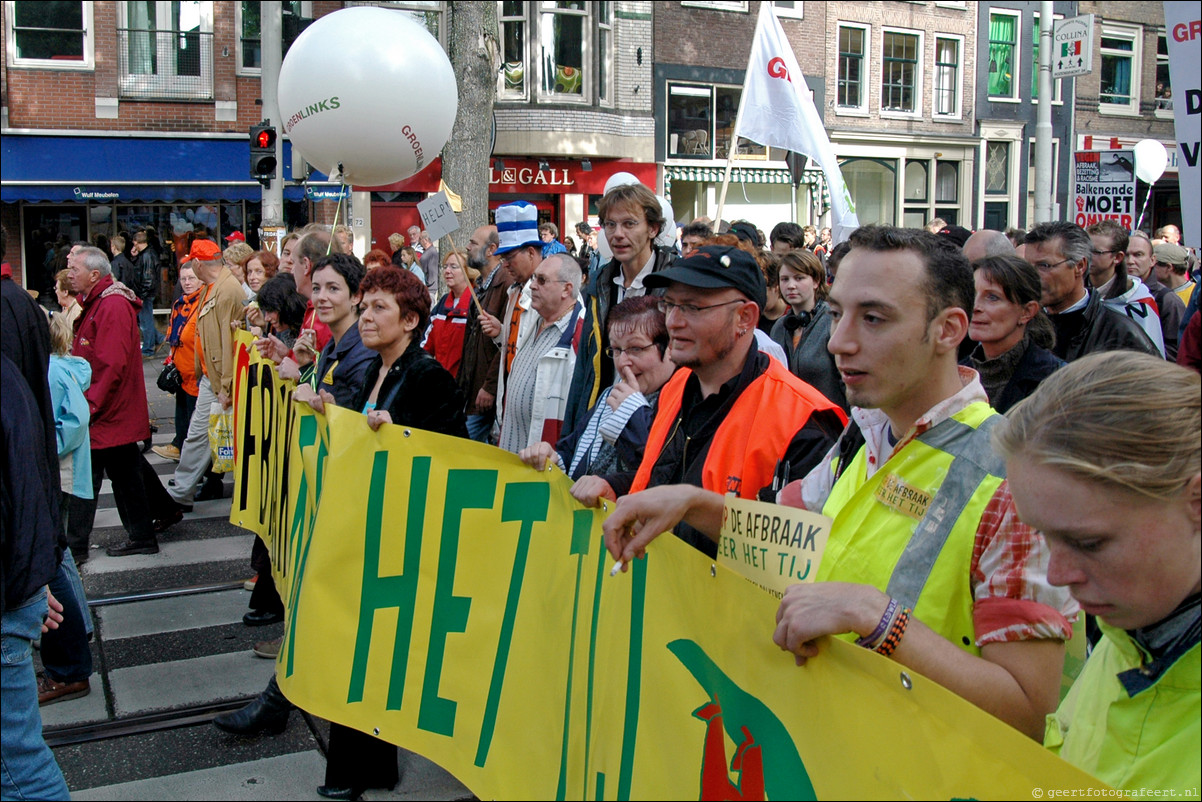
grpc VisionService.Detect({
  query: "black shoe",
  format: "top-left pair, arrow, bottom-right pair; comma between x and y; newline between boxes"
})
316,787 -> 356,801
153,502 -> 192,533
213,677 -> 293,736
106,540 -> 159,557
243,609 -> 285,627
194,478 -> 225,502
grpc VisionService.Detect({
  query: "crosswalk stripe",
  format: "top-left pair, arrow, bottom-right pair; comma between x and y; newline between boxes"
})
109,650 -> 278,717
83,532 -> 253,574
97,588 -> 250,641
69,750 -> 329,801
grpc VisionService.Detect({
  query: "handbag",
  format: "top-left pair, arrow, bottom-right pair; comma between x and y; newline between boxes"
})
156,360 -> 183,394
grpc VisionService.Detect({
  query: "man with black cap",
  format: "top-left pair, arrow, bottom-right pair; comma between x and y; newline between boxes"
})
575,245 -> 845,557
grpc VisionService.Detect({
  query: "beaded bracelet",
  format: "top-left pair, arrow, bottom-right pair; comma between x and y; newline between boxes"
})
856,597 -> 899,650
875,607 -> 912,658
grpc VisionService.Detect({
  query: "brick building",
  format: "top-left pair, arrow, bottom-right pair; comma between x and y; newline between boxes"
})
653,1 -> 825,233
1072,1 -> 1180,234
1,1 -> 656,294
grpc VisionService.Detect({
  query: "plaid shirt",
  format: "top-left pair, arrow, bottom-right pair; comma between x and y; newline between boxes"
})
782,367 -> 1077,646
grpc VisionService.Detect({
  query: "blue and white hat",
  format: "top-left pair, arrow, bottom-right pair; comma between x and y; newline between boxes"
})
494,201 -> 542,255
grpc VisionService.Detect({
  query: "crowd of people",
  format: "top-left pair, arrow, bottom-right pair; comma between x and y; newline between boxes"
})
1,176 -> 1198,799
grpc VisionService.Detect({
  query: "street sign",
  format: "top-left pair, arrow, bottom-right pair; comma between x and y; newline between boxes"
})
417,190 -> 460,241
1053,15 -> 1093,79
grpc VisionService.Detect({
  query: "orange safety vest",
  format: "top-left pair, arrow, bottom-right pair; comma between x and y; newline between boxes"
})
631,357 -> 846,498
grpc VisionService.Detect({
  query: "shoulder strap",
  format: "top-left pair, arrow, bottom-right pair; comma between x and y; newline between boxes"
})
885,414 -> 1004,610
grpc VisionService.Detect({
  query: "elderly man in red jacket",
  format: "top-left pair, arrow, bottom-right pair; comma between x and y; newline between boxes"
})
67,245 -> 176,557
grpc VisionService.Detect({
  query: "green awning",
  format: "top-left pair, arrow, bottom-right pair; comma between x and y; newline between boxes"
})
665,165 -> 830,211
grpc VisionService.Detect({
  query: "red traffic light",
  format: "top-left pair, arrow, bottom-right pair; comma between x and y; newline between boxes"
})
256,129 -> 274,149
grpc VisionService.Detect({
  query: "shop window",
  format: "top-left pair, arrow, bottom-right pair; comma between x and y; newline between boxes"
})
6,1 -> 94,69
119,1 -> 214,99
1155,31 -> 1171,114
903,159 -> 960,228
987,10 -> 1019,100
496,1 -> 610,105
667,82 -> 766,161
837,23 -> 869,113
933,35 -> 961,118
840,158 -> 896,226
881,29 -> 921,115
1030,13 -> 1062,103
235,1 -> 313,75
1099,24 -> 1140,114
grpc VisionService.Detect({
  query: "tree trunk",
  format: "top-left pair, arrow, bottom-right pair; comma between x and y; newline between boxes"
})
440,1 -> 498,275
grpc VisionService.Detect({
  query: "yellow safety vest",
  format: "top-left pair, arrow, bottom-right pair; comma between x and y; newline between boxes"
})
1046,621 -> 1200,793
817,403 -> 1004,655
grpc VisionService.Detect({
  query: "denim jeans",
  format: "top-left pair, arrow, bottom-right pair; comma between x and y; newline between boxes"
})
40,550 -> 93,684
0,589 -> 71,801
465,412 -> 495,444
138,297 -> 162,355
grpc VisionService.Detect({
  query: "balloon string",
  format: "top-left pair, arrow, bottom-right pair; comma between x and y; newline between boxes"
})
327,162 -> 347,256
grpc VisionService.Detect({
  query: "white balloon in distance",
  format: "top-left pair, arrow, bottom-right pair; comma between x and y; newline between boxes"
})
277,7 -> 458,187
1133,139 -> 1168,185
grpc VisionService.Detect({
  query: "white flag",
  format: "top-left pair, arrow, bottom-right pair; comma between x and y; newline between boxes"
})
738,3 -> 859,242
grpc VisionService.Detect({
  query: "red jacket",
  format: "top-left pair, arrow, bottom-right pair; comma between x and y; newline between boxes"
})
71,273 -> 152,449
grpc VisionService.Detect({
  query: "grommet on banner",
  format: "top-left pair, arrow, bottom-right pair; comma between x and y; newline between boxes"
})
403,429 -> 411,437
710,564 -> 717,577
900,672 -> 913,691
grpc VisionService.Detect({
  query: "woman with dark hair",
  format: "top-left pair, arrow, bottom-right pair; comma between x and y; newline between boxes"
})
254,273 -> 306,349
354,265 -> 466,435
770,250 -> 847,411
519,296 -> 675,489
967,254 -> 1063,413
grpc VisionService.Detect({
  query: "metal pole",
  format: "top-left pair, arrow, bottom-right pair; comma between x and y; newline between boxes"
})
260,2 -> 285,231
1034,2 -> 1054,223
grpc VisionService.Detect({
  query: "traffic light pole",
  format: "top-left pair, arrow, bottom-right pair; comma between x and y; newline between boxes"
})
1034,1 -> 1054,224
259,2 -> 285,250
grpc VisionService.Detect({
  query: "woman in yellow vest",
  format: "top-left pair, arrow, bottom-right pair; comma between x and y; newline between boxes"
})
994,351 -> 1200,793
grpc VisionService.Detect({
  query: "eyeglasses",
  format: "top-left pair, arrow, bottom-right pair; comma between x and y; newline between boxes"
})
604,343 -> 657,358
657,298 -> 746,318
1031,258 -> 1073,272
532,274 -> 565,286
1091,249 -> 1118,256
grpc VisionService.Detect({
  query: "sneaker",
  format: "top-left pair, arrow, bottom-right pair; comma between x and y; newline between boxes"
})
38,674 -> 90,705
253,637 -> 282,659
152,444 -> 181,461
244,576 -> 258,591
106,540 -> 160,557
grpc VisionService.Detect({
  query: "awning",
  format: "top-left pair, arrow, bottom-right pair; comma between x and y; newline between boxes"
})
0,133 -> 313,203
665,164 -> 823,185
664,164 -> 830,211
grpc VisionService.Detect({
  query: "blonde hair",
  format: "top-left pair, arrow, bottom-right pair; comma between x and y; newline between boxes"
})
442,249 -> 479,284
993,352 -> 1200,500
224,242 -> 254,267
49,311 -> 74,356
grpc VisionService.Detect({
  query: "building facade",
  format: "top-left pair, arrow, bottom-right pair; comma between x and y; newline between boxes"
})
1072,1 -> 1180,234
974,0 -> 1075,231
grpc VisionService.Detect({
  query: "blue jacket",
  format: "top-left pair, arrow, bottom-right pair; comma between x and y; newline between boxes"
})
48,354 -> 93,500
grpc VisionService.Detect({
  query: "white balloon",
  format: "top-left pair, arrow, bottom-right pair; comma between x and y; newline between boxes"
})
1133,139 -> 1168,185
277,8 -> 458,187
603,172 -> 641,194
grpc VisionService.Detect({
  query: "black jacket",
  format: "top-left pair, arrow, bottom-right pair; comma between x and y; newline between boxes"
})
352,338 -> 468,438
1050,290 -> 1160,363
2,355 -> 62,611
991,343 -> 1064,414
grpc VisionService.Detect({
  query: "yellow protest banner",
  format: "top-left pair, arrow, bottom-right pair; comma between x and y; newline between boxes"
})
232,359 -> 1114,800
718,495 -> 830,597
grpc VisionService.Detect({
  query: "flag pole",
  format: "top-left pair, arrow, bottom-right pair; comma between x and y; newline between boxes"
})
715,4 -> 765,227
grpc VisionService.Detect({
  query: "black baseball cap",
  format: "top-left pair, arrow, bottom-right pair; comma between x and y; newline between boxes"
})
644,245 -> 767,309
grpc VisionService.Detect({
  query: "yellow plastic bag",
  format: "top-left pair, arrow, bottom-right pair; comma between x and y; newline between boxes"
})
208,402 -> 235,474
